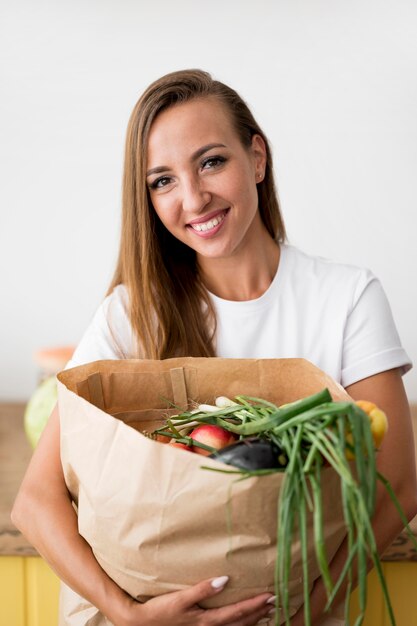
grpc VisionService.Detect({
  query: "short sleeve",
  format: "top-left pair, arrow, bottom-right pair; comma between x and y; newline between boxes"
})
65,285 -> 136,369
341,271 -> 412,387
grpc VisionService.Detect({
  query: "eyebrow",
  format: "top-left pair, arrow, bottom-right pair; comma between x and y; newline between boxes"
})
146,143 -> 227,177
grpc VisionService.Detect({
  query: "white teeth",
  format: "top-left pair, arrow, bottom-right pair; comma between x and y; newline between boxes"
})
190,212 -> 225,232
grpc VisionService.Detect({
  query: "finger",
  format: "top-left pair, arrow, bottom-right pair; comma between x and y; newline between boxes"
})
204,593 -> 273,625
176,576 -> 230,609
226,605 -> 275,626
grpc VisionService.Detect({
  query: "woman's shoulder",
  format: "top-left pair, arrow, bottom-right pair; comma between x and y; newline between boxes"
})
281,244 -> 376,296
102,283 -> 130,310
282,243 -> 369,273
67,284 -> 135,368
88,283 -> 131,334
95,283 -> 132,343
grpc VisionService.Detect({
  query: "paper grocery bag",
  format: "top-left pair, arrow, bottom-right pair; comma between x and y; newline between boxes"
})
57,357 -> 350,626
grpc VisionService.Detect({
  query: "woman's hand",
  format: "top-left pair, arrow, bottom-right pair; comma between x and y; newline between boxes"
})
117,576 -> 275,626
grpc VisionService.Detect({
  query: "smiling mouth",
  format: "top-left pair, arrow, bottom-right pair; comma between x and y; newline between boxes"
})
188,210 -> 228,233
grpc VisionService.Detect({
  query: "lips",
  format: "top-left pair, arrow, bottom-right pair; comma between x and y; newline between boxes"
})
187,209 -> 228,233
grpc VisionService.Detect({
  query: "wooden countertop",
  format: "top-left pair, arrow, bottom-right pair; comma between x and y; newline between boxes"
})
0,403 -> 37,555
1,403 -> 416,559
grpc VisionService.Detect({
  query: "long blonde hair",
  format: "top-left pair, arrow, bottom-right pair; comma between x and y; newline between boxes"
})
108,69 -> 286,359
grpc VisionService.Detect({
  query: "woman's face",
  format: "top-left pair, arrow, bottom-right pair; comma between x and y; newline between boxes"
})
146,97 -> 266,263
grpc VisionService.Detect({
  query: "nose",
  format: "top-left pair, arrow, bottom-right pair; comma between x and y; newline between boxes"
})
181,176 -> 211,215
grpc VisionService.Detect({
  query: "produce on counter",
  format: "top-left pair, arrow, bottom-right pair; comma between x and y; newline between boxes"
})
24,375 -> 57,448
25,346 -> 75,448
151,388 -> 414,626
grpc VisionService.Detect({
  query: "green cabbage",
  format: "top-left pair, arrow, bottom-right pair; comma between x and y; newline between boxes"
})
24,376 -> 57,448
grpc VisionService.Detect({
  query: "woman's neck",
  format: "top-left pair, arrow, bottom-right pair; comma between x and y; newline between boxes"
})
198,232 -> 280,302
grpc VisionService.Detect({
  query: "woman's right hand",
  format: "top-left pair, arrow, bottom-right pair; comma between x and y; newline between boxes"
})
117,576 -> 275,626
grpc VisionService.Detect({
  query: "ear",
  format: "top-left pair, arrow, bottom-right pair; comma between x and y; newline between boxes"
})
251,134 -> 267,182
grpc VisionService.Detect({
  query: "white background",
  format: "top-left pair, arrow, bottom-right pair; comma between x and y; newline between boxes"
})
1,0 -> 416,401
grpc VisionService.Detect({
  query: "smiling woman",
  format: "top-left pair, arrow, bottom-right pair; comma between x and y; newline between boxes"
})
109,70 -> 285,360
11,69 -> 417,626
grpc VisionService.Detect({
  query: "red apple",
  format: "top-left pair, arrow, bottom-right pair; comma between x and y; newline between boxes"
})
169,440 -> 192,451
190,425 -> 237,456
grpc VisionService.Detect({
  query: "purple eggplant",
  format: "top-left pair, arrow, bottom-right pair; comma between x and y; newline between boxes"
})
209,437 -> 287,471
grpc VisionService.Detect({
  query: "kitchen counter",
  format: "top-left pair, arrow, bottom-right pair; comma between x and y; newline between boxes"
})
0,403 -> 37,556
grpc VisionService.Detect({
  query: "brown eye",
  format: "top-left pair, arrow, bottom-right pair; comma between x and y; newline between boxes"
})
201,155 -> 227,170
149,176 -> 172,190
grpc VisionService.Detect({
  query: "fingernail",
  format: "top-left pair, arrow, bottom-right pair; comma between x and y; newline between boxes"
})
211,575 -> 229,589
266,595 -> 276,605
268,607 -> 277,615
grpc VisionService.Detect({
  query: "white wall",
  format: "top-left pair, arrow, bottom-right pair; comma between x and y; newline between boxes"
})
1,0 -> 416,401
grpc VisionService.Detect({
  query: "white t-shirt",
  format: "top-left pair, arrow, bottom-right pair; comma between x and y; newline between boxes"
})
68,244 -> 411,388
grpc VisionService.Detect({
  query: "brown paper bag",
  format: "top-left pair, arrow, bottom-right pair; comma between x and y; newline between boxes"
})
57,357 -> 350,626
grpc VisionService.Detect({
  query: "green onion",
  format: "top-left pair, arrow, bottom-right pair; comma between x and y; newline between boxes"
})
153,389 -> 407,625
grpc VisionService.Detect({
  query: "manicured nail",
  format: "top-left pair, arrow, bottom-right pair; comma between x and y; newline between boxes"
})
211,575 -> 229,589
266,595 -> 277,605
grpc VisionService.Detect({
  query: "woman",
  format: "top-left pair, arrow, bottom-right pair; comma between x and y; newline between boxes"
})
12,69 -> 417,626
